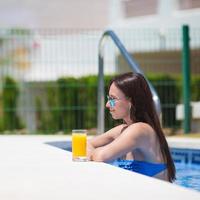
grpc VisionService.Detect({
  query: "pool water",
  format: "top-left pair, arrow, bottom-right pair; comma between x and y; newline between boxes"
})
108,159 -> 200,192
175,162 -> 200,192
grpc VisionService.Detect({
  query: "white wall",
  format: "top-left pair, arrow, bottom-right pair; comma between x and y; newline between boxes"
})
109,0 -> 200,29
0,0 -> 109,29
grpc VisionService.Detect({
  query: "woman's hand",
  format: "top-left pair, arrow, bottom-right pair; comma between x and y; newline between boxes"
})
87,141 -> 95,161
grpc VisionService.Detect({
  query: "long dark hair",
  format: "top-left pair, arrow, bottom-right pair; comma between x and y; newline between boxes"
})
109,72 -> 176,182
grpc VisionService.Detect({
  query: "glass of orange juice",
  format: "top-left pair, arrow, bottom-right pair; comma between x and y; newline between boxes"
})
72,129 -> 87,161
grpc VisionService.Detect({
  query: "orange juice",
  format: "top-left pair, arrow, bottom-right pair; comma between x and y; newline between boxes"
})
72,130 -> 87,161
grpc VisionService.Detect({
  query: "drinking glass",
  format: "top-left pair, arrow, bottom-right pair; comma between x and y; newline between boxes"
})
72,129 -> 87,161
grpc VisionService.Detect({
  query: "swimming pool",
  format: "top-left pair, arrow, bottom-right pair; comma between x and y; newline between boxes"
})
108,159 -> 200,192
175,162 -> 200,191
171,148 -> 200,192
47,141 -> 200,192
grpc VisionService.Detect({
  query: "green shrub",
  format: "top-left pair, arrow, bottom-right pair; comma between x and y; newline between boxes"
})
2,76 -> 23,130
0,118 -> 3,132
191,75 -> 200,101
2,74 -> 198,134
37,75 -> 117,133
147,73 -> 180,128
78,76 -> 97,129
57,77 -> 77,132
33,73 -> 199,133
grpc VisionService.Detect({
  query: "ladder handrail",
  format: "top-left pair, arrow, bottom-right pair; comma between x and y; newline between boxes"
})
97,30 -> 161,134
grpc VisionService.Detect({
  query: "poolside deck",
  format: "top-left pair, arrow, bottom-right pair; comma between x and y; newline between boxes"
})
167,137 -> 200,149
0,135 -> 200,200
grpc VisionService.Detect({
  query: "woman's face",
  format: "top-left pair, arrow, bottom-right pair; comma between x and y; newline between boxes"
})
106,83 -> 131,120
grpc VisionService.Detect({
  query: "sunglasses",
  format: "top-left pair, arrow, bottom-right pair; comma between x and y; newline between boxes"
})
107,95 -> 122,108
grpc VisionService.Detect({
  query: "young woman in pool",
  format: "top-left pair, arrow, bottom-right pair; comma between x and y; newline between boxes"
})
87,72 -> 175,182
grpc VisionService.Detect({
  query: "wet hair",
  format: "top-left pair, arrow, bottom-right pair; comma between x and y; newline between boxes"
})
109,72 -> 176,182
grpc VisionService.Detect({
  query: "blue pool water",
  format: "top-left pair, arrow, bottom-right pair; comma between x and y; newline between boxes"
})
109,160 -> 200,192
175,162 -> 200,192
171,148 -> 200,192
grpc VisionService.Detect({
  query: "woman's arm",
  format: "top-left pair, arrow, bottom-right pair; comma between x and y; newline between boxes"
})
88,124 -> 126,148
87,124 -> 126,160
91,123 -> 147,162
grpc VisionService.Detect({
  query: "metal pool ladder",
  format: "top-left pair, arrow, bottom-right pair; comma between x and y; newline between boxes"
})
97,30 -> 161,134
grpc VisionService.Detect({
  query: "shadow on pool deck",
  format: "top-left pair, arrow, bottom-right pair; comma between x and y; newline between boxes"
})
45,141 -> 72,152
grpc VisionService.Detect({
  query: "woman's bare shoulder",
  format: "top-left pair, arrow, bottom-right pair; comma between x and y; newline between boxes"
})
120,122 -> 156,149
131,122 -> 154,131
123,122 -> 155,138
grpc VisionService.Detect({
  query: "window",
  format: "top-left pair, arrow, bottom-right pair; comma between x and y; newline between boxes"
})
122,0 -> 158,17
178,0 -> 200,10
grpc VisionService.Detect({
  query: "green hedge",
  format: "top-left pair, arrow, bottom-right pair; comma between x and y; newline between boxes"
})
37,75 -> 118,133
191,75 -> 200,101
2,76 -> 23,130
1,74 -> 199,133
36,76 -> 98,133
43,73 -> 186,132
147,74 -> 181,128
